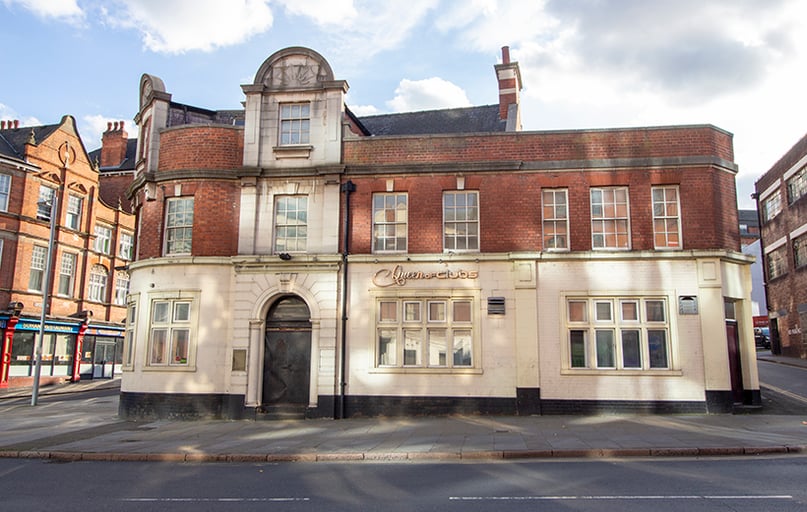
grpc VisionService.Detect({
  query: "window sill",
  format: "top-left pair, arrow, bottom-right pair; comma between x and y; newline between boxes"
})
273,145 -> 313,159
369,367 -> 482,375
142,365 -> 197,372
561,368 -> 682,376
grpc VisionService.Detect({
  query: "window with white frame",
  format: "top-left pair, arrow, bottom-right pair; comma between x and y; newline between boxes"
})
279,103 -> 310,145
165,197 -> 194,255
652,186 -> 681,249
795,234 -> 807,270
787,166 -> 806,205
373,193 -> 408,252
376,297 -> 475,369
123,300 -> 136,368
65,194 -> 82,230
87,265 -> 108,303
590,187 -> 630,249
37,185 -> 55,221
542,188 -> 569,250
762,190 -> 782,223
119,232 -> 133,260
274,195 -> 308,252
444,191 -> 479,251
0,173 -> 10,211
767,246 -> 787,280
94,224 -> 112,254
567,297 -> 670,370
29,245 -> 47,292
148,298 -> 193,366
57,252 -> 76,297
114,271 -> 130,305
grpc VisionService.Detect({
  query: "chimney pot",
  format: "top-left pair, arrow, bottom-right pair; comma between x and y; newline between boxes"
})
119,121 -> 125,130
14,120 -> 18,129
107,122 -> 112,131
501,46 -> 510,64
1,121 -> 5,129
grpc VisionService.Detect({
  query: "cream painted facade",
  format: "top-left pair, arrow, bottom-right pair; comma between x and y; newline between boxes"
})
120,46 -> 759,420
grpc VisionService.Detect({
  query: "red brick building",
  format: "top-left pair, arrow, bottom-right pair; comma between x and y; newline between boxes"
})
755,133 -> 807,359
120,46 -> 758,419
0,116 -> 135,387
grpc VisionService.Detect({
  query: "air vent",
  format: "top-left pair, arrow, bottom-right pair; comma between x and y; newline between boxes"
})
488,297 -> 505,315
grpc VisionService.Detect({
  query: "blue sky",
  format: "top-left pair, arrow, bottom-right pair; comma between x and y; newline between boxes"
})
2,0 -> 806,209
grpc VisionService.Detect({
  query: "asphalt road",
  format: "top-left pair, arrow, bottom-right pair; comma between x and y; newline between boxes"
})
1,456 -> 805,512
757,357 -> 807,414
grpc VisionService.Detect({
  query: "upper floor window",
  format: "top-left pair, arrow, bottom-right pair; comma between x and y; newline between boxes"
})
444,191 -> 479,252
652,186 -> 681,249
114,271 -> 130,306
29,245 -> 47,292
766,246 -> 787,280
37,185 -> 55,221
0,173 -> 10,211
119,232 -> 134,260
279,103 -> 310,145
591,187 -> 630,250
787,166 -> 807,205
65,194 -> 83,230
794,233 -> 807,270
88,264 -> 109,303
57,252 -> 76,297
274,195 -> 307,253
94,224 -> 112,254
165,197 -> 194,255
762,190 -> 782,223
542,189 -> 569,251
373,193 -> 408,253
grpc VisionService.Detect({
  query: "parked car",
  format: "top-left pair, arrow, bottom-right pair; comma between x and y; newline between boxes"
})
754,327 -> 771,349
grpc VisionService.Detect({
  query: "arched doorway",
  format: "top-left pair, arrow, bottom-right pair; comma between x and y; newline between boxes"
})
262,296 -> 312,412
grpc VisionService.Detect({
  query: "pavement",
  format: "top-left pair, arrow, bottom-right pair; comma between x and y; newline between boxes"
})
0,353 -> 805,464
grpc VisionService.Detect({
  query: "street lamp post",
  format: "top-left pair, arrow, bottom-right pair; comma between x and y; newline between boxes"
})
31,191 -> 59,406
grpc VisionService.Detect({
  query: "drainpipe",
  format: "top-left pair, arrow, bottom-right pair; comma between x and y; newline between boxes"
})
339,180 -> 355,419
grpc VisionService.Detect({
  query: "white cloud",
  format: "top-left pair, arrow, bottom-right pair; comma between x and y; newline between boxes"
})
387,77 -> 471,112
3,0 -> 84,23
79,114 -> 135,150
347,104 -> 380,117
0,102 -> 41,127
277,0 -> 357,26
101,0 -> 274,53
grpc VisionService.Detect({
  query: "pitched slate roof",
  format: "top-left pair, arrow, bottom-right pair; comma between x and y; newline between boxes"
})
0,123 -> 60,161
357,104 -> 505,136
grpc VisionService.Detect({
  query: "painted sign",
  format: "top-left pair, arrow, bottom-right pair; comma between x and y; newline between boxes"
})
373,265 -> 479,288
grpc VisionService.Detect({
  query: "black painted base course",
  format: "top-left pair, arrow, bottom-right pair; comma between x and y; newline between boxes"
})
118,388 -> 746,420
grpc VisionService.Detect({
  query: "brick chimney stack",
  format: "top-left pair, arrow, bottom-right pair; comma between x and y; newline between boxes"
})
494,46 -> 522,131
100,120 -> 128,168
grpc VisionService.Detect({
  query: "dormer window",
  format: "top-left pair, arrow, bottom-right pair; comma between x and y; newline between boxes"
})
280,103 -> 310,145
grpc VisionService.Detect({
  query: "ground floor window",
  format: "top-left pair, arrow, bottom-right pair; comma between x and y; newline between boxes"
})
376,296 -> 475,369
566,296 -> 671,371
146,294 -> 196,367
9,332 -> 75,377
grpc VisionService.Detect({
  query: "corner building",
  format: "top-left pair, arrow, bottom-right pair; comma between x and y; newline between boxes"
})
121,47 -> 759,419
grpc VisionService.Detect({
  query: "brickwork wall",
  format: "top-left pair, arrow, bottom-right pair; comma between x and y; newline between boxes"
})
347,165 -> 738,254
136,179 -> 240,259
157,125 -> 244,171
343,126 -> 734,165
